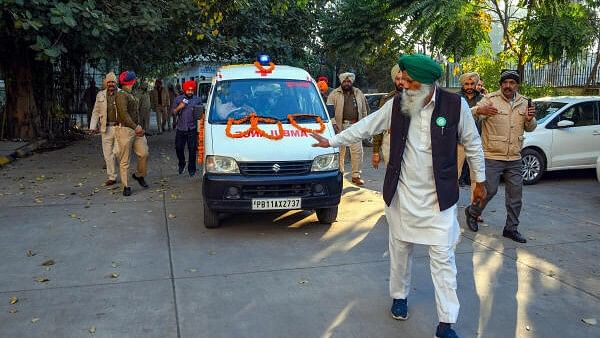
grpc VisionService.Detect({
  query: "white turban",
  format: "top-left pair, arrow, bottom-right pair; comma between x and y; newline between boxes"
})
459,72 -> 480,86
390,64 -> 400,82
338,72 -> 355,84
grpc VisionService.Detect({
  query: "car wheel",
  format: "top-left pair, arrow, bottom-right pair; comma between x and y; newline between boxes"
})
521,148 -> 545,185
316,206 -> 338,224
203,202 -> 220,228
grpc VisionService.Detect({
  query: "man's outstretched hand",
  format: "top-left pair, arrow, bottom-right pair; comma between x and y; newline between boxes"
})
310,133 -> 331,148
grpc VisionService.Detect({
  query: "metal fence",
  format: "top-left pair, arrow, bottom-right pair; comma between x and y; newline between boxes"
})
442,53 -> 600,88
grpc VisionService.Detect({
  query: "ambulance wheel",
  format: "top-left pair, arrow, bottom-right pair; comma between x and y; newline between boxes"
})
316,206 -> 338,224
203,202 -> 220,228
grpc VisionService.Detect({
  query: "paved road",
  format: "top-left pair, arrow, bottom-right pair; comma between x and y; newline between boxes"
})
0,132 -> 599,338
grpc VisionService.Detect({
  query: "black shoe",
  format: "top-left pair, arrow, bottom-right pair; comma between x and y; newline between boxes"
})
178,165 -> 185,175
464,206 -> 479,232
123,187 -> 132,196
503,229 -> 527,243
132,173 -> 148,188
435,324 -> 459,338
189,171 -> 196,177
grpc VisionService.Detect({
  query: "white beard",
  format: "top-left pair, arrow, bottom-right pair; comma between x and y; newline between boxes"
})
401,85 -> 433,118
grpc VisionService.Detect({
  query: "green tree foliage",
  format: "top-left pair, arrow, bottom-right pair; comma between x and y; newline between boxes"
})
0,0 -> 315,139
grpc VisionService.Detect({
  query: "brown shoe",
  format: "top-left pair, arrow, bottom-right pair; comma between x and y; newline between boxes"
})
351,177 -> 365,186
104,179 -> 117,186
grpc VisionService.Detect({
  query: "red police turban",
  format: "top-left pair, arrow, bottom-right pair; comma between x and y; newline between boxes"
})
182,80 -> 196,92
119,71 -> 137,86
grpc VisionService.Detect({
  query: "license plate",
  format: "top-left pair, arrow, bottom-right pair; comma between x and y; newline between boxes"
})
252,198 -> 301,210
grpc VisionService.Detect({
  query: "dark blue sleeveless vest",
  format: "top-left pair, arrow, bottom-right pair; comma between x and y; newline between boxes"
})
382,87 -> 461,211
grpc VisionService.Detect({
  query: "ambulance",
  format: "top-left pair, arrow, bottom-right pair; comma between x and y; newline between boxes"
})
200,55 -> 342,228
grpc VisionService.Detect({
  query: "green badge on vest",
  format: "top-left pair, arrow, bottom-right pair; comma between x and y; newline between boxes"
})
436,116 -> 447,127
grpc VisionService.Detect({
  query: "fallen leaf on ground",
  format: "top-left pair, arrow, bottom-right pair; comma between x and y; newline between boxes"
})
111,261 -> 120,268
41,259 -> 55,266
8,308 -> 17,314
298,280 -> 309,284
110,210 -> 116,213
89,325 -> 96,334
109,272 -> 119,279
582,318 -> 597,325
170,193 -> 177,199
31,317 -> 39,323
208,251 -> 216,256
168,213 -> 176,219
69,213 -> 78,219
35,277 -> 49,283
9,296 -> 18,304
26,250 -> 37,257
34,198 -> 43,204
525,325 -> 530,331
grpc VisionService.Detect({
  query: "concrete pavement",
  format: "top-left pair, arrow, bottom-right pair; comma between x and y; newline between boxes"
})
0,132 -> 599,337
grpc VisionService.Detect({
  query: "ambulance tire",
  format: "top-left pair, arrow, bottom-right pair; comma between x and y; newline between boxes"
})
203,202 -> 220,228
316,206 -> 338,224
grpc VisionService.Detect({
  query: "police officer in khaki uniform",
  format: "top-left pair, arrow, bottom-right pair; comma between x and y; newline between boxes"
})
115,71 -> 149,196
150,79 -> 171,134
134,81 -> 151,134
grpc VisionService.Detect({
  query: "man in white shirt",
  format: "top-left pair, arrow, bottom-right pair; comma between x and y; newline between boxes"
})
311,54 -> 486,338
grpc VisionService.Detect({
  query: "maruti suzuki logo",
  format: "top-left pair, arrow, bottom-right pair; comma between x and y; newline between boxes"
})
272,164 -> 281,172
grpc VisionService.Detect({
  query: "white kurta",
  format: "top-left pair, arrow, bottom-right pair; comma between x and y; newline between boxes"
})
330,88 -> 485,246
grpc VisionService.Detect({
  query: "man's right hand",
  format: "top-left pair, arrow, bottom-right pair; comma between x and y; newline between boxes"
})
372,153 -> 381,169
135,125 -> 144,137
477,104 -> 499,116
310,133 -> 331,148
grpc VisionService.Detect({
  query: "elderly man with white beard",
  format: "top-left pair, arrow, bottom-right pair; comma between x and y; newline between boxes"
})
311,54 -> 486,338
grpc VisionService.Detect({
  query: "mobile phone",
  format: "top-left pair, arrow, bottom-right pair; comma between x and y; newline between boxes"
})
183,98 -> 189,104
527,98 -> 532,107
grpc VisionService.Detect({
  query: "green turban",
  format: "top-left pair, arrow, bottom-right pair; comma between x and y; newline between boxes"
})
397,54 -> 442,84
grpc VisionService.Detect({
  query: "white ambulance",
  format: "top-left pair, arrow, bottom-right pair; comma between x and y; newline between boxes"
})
201,56 -> 342,228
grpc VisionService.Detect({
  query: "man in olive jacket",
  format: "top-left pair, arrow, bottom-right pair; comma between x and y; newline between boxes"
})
465,70 -> 537,242
326,72 -> 369,185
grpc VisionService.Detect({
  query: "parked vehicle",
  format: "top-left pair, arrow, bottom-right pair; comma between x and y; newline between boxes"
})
365,93 -> 388,113
201,56 -> 342,228
596,155 -> 600,182
522,96 -> 600,184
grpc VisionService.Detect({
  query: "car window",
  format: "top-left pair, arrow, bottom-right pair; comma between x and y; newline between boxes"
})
558,101 -> 598,127
209,79 -> 328,124
533,101 -> 567,124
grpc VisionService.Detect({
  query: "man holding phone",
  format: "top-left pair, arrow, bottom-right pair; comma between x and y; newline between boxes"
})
465,70 -> 537,243
172,80 -> 203,176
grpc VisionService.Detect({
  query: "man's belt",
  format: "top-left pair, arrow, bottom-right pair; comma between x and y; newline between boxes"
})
106,122 -> 119,126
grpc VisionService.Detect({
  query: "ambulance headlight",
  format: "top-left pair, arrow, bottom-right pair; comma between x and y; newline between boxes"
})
206,155 -> 240,174
311,153 -> 339,172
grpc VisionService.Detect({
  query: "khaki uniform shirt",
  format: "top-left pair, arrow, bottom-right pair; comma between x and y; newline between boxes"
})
115,89 -> 139,130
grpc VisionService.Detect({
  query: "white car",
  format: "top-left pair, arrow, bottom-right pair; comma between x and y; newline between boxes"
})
522,96 -> 600,184
597,155 -> 600,182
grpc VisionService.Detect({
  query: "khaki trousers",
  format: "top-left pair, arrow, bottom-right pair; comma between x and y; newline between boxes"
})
339,120 -> 363,178
140,110 -> 150,131
101,126 -> 117,181
115,127 -> 149,188
389,236 -> 459,323
457,144 -> 477,202
155,107 -> 168,132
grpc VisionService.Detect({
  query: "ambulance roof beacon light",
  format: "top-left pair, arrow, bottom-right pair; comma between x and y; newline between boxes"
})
258,54 -> 271,66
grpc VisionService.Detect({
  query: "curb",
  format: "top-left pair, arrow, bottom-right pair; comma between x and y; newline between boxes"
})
0,139 -> 47,168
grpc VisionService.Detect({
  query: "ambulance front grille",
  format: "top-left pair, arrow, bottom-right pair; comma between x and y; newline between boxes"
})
238,161 -> 312,176
241,184 -> 312,198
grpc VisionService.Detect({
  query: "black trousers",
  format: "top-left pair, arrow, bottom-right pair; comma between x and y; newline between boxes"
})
175,129 -> 198,174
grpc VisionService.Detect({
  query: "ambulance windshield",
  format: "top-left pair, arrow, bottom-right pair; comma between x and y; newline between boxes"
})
209,79 -> 328,124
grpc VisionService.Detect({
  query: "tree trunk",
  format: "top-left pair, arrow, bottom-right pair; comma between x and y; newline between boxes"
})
1,45 -> 41,140
586,47 -> 600,88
